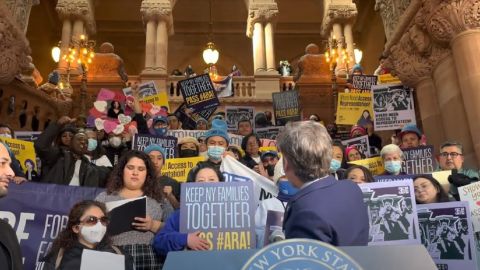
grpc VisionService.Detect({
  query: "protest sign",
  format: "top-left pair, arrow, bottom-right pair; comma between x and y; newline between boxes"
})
260,139 -> 277,148
179,74 -> 220,112
360,180 -> 421,246
255,127 -> 283,140
372,84 -> 416,131
459,182 -> 480,232
272,90 -> 301,126
351,75 -> 378,93
220,155 -> 278,201
225,106 -> 255,132
138,81 -> 158,98
336,93 -> 374,126
180,181 -> 255,250
162,156 -> 205,182
132,134 -> 178,159
0,182 -> 103,270
349,157 -> 384,176
212,75 -> 233,98
417,201 -> 478,270
166,130 -> 243,147
402,145 -> 436,175
173,102 -> 218,130
140,92 -> 170,112
341,135 -> 371,158
432,170 -> 452,194
374,175 -> 414,183
0,137 -> 37,172
14,131 -> 42,142
378,74 -> 401,84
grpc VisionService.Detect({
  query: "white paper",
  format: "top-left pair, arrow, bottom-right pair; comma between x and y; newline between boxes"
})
105,196 -> 147,212
80,249 -> 125,270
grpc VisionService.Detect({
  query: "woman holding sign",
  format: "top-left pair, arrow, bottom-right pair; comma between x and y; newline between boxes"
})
96,150 -> 164,270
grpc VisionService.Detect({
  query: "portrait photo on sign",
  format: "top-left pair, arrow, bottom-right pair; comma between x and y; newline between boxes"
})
373,85 -> 412,112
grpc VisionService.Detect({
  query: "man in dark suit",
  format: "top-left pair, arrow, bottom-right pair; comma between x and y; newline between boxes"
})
277,121 -> 369,246
0,142 -> 23,270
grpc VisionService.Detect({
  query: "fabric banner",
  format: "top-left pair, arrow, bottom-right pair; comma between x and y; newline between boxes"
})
166,130 -> 243,147
255,127 -> 283,140
336,93 -> 374,126
220,156 -> 278,201
14,131 -> 42,142
402,145 -> 436,175
179,74 -> 220,112
0,137 -> 37,172
272,90 -> 301,126
360,180 -> 421,246
162,156 -> 205,182
459,182 -> 480,233
417,201 -> 478,270
132,134 -> 178,159
0,182 -> 104,270
225,106 -> 255,132
341,135 -> 371,158
351,75 -> 378,93
372,84 -> 416,131
212,75 -> 233,98
179,181 -> 255,250
349,157 -> 385,176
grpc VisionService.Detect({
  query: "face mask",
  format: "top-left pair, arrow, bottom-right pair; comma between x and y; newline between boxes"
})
207,145 -> 225,161
0,133 -> 12,139
329,159 -> 342,172
109,137 -> 122,148
80,222 -> 106,244
180,149 -> 198,158
266,165 -> 275,177
154,127 -> 167,137
278,180 -> 298,196
385,160 -> 402,174
87,138 -> 98,152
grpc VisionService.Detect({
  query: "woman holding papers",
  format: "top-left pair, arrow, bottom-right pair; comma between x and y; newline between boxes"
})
38,200 -> 134,270
96,150 -> 164,270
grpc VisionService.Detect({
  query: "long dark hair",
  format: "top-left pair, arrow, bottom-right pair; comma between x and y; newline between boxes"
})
413,175 -> 450,204
106,150 -> 162,201
241,133 -> 261,157
187,163 -> 225,183
344,165 -> 375,183
46,200 -> 110,259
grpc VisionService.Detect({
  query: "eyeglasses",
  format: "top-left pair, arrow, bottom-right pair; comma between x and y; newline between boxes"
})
80,216 -> 109,226
439,152 -> 462,158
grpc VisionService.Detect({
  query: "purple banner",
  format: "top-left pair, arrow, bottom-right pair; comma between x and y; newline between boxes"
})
179,74 -> 220,113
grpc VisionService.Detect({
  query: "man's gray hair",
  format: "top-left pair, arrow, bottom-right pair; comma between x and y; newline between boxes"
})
277,121 -> 332,182
380,144 -> 404,159
440,141 -> 463,154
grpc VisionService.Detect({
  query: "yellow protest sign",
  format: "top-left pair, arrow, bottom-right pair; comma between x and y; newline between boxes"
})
0,137 -> 37,172
161,156 -> 205,182
140,91 -> 170,111
336,93 -> 374,125
378,74 -> 401,84
259,146 -> 278,153
349,157 -> 385,176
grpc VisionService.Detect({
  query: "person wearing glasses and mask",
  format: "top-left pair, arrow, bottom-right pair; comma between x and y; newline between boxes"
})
437,141 -> 479,200
38,200 -> 134,270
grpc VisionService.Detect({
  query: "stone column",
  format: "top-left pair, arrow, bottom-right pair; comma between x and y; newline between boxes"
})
155,20 -> 168,73
252,22 -> 266,73
264,22 -> 276,72
344,23 -> 354,65
5,0 -> 40,34
144,20 -> 156,69
58,19 -> 72,71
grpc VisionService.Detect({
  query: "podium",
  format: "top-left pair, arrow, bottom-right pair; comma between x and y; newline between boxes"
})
163,244 -> 436,270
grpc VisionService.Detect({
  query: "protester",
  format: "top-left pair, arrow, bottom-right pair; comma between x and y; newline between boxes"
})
167,114 -> 182,130
364,122 -> 382,156
413,175 -> 450,204
0,142 -> 22,270
55,125 -> 76,150
380,144 -> 405,176
344,165 -> 374,184
237,118 -> 253,136
330,142 -> 346,179
399,123 -> 422,149
38,200 -> 134,270
264,111 -> 274,126
95,150 -> 164,269
227,146 -> 243,161
0,123 -> 27,183
437,141 -> 479,200
308,114 -> 321,122
144,144 -> 180,220
195,118 -> 208,130
277,121 -> 369,245
241,133 -> 262,170
151,115 -> 169,137
153,163 -> 224,256
255,112 -> 270,128
261,151 -> 279,179
34,117 -> 110,187
197,136 -> 208,157
84,129 -> 112,168
178,137 -> 200,158
350,124 -> 367,138
345,145 -> 362,162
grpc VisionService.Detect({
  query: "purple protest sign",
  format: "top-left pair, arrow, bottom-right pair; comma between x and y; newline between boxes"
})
179,74 -> 220,113
132,134 -> 178,159
180,181 -> 255,250
401,145 -> 436,175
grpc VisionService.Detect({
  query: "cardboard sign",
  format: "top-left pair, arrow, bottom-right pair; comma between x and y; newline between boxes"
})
459,182 -> 480,232
179,74 -> 220,112
336,93 -> 374,126
225,106 -> 255,132
351,75 -> 378,93
0,137 -> 37,172
272,90 -> 301,126
372,84 -> 416,131
162,156 -> 205,182
402,145 -> 436,175
349,157 -> 385,176
341,135 -> 371,158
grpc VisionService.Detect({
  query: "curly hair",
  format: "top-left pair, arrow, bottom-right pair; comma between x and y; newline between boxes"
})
106,150 -> 162,201
45,200 -> 110,260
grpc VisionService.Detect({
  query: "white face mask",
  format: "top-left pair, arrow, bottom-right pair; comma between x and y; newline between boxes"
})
0,133 -> 12,139
80,222 -> 106,244
109,136 -> 122,148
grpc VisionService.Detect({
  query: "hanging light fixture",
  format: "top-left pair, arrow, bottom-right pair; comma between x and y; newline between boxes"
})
51,45 -> 61,63
203,0 -> 219,65
354,48 -> 363,64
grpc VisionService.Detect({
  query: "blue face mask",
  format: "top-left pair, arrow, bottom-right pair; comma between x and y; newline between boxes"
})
154,127 -> 167,137
329,159 -> 342,172
278,180 -> 299,196
207,145 -> 225,161
384,160 -> 402,174
87,138 -> 98,152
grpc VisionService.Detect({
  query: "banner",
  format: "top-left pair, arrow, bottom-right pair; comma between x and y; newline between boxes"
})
166,130 -> 243,147
372,84 -> 416,131
179,74 -> 220,112
417,202 -> 478,270
336,93 -> 374,126
212,75 -> 233,98
341,135 -> 371,158
173,103 -> 217,130
402,145 -> 436,175
0,182 -> 103,270
225,106 -> 255,132
255,127 -> 283,140
14,131 -> 42,142
349,157 -> 384,176
374,175 -> 414,183
162,156 -> 205,182
220,155 -> 278,201
132,134 -> 178,159
272,90 -> 301,126
360,180 -> 421,246
0,137 -> 37,172
351,75 -> 378,93
180,181 -> 255,250
459,182 -> 480,232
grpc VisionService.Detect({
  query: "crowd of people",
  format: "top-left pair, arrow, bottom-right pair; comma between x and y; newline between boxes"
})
0,85 -> 478,269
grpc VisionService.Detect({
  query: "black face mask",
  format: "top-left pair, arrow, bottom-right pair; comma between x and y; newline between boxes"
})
180,149 -> 199,158
266,165 -> 275,177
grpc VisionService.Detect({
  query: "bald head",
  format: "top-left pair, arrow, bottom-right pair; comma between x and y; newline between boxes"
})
0,142 -> 14,198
